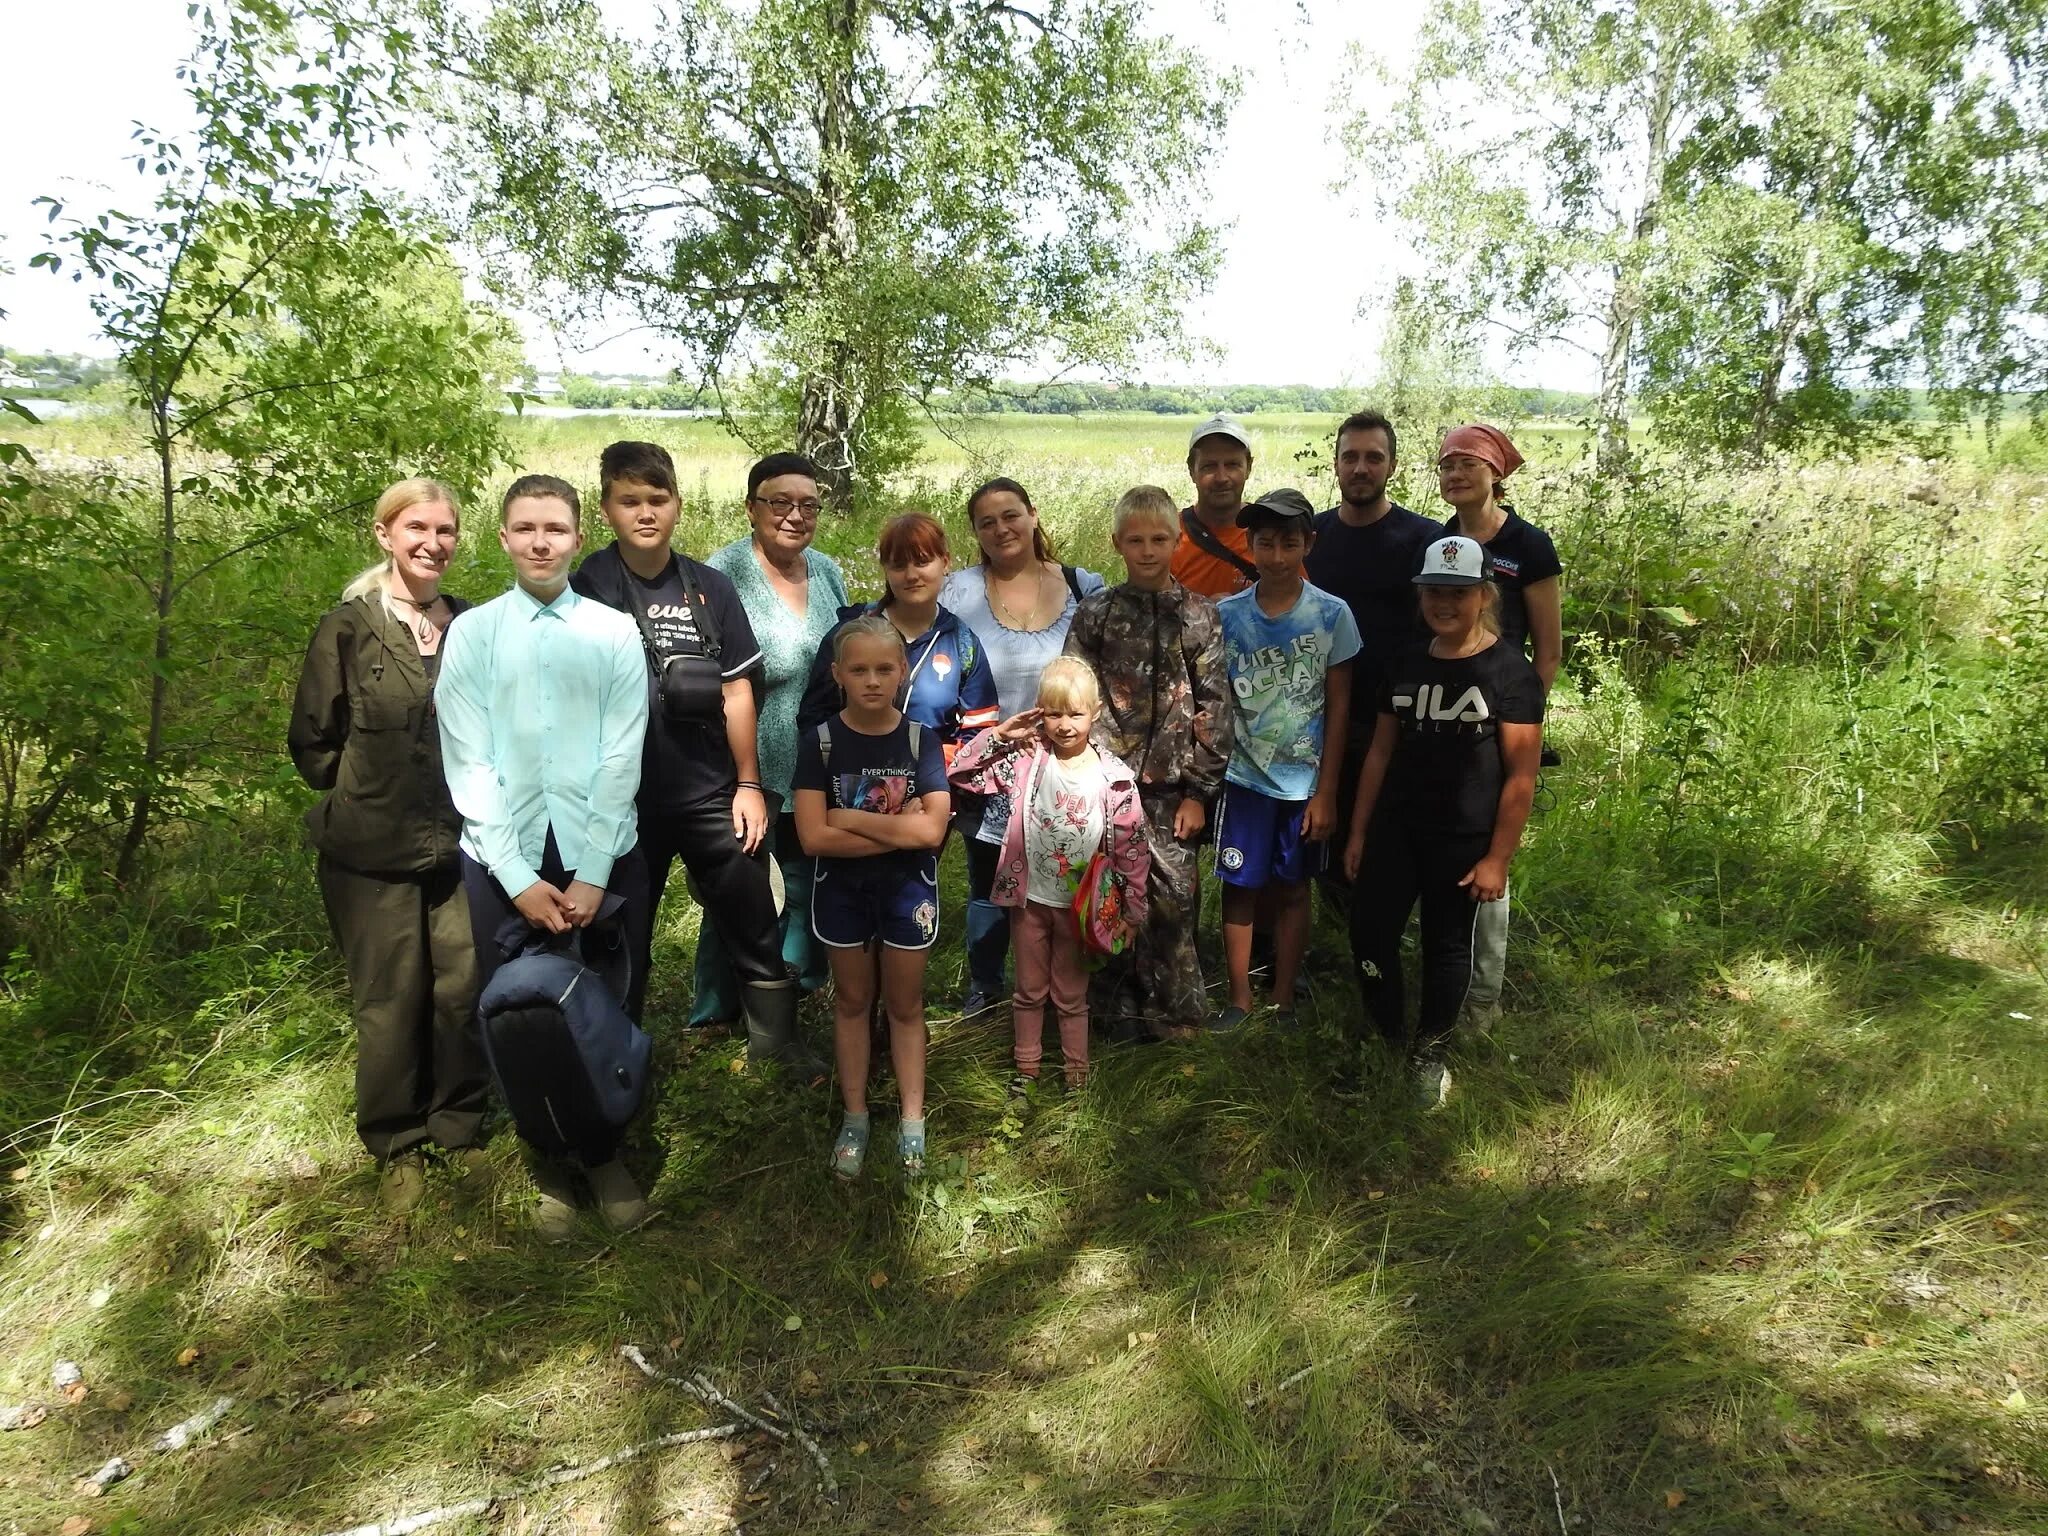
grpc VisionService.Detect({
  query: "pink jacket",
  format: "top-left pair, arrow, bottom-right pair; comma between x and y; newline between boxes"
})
948,728 -> 1150,925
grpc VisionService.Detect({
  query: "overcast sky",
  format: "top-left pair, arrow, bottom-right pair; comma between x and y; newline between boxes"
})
0,0 -> 1583,388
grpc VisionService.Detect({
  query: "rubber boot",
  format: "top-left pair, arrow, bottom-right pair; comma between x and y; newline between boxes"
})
744,978 -> 826,1085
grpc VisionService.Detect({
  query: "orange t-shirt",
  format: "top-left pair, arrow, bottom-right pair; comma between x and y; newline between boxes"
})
1170,509 -> 1255,598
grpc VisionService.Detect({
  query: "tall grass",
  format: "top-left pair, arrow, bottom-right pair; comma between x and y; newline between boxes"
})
3,415 -> 2046,1534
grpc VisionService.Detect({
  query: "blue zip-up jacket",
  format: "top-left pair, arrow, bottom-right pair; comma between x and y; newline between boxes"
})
795,601 -> 1000,761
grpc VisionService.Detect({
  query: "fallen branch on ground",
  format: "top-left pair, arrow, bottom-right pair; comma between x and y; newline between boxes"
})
619,1344 -> 839,1499
313,1423 -> 740,1536
1243,1345 -> 1366,1409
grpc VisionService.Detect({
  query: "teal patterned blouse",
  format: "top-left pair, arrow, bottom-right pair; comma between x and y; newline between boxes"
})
705,537 -> 849,803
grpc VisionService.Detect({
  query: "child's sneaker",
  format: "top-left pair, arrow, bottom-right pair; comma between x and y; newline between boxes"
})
1415,1058 -> 1452,1111
1007,1071 -> 1038,1102
830,1114 -> 870,1181
898,1119 -> 926,1177
1208,1004 -> 1250,1034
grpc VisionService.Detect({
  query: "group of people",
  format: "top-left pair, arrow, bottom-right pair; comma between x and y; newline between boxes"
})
289,409 -> 1562,1235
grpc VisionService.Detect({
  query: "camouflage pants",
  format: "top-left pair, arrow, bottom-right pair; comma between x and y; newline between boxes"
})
1091,784 -> 1207,1034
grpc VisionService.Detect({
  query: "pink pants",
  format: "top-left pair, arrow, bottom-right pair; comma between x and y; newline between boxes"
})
1010,900 -> 1088,1083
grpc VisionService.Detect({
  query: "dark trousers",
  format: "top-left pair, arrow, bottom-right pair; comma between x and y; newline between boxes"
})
317,856 -> 484,1161
964,829 -> 1010,997
635,794 -> 783,1022
460,832 -> 648,1164
1348,820 -> 1492,1060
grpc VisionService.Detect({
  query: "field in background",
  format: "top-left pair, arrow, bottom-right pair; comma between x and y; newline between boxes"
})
3,409 -> 2048,1534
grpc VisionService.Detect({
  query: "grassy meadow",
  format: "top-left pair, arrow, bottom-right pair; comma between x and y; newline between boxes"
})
3,407 -> 2048,1534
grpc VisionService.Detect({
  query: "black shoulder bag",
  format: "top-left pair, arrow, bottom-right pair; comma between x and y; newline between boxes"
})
627,556 -> 728,726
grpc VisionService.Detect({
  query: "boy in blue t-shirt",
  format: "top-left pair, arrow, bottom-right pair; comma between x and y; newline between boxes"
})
1212,489 -> 1360,1031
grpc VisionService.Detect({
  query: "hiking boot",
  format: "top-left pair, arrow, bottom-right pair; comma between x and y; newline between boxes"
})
379,1152 -> 427,1214
586,1159 -> 650,1233
447,1146 -> 493,1194
530,1162 -> 580,1244
1457,999 -> 1503,1039
744,979 -> 828,1087
957,988 -> 1000,1020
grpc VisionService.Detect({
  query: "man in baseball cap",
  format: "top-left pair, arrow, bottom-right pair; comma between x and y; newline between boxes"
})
1172,413 -> 1260,599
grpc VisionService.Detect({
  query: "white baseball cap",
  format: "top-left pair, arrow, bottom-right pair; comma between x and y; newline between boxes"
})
1187,413 -> 1254,456
1414,535 -> 1491,586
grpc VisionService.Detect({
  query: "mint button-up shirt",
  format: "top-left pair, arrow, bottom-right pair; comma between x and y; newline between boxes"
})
437,581 -> 649,897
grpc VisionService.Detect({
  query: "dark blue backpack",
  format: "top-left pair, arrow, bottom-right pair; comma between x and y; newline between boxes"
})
476,905 -> 650,1159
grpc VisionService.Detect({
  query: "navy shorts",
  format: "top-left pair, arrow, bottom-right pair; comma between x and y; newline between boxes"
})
1214,783 -> 1325,888
811,858 -> 940,951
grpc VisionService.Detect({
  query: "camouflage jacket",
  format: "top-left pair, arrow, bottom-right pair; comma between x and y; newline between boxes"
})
1064,579 -> 1234,806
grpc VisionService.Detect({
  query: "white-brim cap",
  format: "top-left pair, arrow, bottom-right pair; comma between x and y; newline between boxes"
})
1414,535 -> 1490,585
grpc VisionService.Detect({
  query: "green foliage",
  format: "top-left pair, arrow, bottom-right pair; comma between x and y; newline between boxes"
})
440,0 -> 1232,500
1358,0 -> 2048,459
11,0 -> 518,887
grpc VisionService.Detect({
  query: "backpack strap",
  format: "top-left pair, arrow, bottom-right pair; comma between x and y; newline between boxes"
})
1179,509 -> 1259,584
815,720 -> 832,773
1061,564 -> 1084,605
907,721 -> 924,759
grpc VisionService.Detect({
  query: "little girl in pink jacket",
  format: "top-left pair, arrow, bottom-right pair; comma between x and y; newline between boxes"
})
948,657 -> 1149,1089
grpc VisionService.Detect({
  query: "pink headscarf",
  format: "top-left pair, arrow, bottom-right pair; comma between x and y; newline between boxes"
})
1437,424 -> 1524,480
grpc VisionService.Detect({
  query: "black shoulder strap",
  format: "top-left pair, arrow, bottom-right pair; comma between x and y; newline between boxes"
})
1180,509 -> 1259,583
675,555 -> 722,659
1061,564 -> 1084,604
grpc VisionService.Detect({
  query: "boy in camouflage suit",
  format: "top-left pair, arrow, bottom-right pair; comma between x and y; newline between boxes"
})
1064,486 -> 1233,1037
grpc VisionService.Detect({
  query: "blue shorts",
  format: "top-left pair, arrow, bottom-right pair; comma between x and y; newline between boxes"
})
1214,783 -> 1325,888
811,858 -> 940,951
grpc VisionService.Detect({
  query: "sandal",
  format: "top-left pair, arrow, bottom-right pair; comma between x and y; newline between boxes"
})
898,1119 -> 926,1178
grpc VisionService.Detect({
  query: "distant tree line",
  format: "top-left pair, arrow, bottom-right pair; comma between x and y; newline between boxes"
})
0,348 -> 121,397
944,382 -> 1596,418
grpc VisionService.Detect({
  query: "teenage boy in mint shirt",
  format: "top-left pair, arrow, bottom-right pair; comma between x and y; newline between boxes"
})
437,473 -> 651,1235
1211,488 -> 1359,1033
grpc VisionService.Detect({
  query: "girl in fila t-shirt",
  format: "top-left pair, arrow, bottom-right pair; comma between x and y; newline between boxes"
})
1341,535 -> 1543,1108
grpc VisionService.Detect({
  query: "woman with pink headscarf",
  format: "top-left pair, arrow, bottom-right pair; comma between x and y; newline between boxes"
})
1433,423 -> 1561,1038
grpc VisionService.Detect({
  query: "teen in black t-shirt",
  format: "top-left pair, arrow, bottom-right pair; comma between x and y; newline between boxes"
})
570,441 -> 825,1084
1342,534 -> 1543,1106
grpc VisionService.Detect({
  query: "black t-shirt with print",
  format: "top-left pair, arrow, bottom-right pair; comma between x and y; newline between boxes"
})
791,714 -> 950,876
1437,512 -> 1561,656
1375,639 -> 1545,838
623,556 -> 763,810
1306,500 -> 1438,717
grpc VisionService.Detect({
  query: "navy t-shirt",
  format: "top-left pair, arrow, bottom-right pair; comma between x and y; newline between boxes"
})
622,556 -> 762,810
791,713 -> 950,877
1305,501 -> 1438,719
1375,639 -> 1545,838
1437,512 -> 1561,657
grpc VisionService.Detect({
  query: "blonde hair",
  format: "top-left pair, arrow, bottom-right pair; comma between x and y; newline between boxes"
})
832,612 -> 908,663
343,478 -> 459,600
1112,484 -> 1178,539
1036,655 -> 1101,714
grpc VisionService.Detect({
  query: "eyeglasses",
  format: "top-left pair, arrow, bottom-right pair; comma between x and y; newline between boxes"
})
752,495 -> 823,522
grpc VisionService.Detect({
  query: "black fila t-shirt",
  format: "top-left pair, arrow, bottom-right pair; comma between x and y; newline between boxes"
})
622,557 -> 762,809
1375,639 -> 1544,836
1438,511 -> 1561,656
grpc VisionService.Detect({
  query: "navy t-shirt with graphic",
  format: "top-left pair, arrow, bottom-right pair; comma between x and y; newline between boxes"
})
1437,512 -> 1561,657
791,713 -> 950,877
1376,639 -> 1544,837
622,556 -> 762,809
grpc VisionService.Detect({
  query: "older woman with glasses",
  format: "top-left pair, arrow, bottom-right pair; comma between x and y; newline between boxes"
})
694,453 -> 851,1028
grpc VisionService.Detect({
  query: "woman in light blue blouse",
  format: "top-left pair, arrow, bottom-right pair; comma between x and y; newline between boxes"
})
939,477 -> 1105,1014
693,453 -> 850,1025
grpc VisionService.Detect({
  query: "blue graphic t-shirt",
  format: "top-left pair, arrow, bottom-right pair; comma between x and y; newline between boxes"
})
791,713 -> 950,878
1217,581 -> 1361,800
